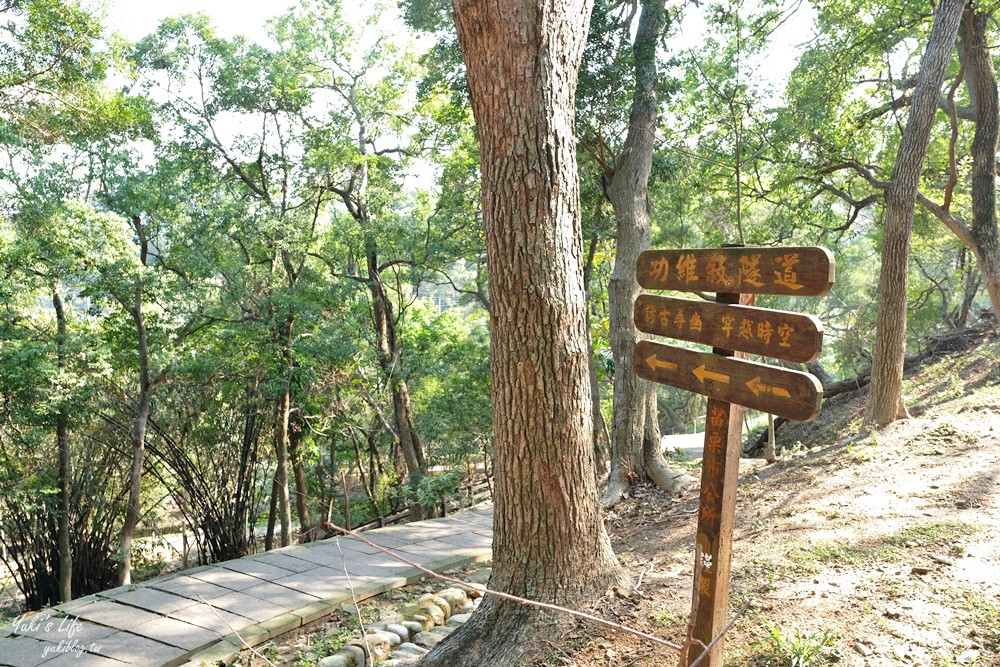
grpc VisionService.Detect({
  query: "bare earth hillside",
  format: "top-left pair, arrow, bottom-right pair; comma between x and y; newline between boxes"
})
554,331 -> 1000,667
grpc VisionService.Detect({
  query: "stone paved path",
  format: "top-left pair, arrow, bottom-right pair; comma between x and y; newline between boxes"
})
0,509 -> 493,667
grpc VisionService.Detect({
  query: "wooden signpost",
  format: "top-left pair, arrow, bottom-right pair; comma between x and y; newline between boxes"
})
632,246 -> 834,667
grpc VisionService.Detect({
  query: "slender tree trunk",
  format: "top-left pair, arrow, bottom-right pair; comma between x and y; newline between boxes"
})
119,289 -> 153,585
264,475 -> 278,551
367,255 -> 430,519
288,416 -> 311,542
603,0 -> 691,505
583,235 -> 608,479
274,387 -> 293,547
270,314 -> 295,547
53,288 -> 71,602
865,0 -> 966,427
964,10 -> 1000,319
421,1 -> 627,664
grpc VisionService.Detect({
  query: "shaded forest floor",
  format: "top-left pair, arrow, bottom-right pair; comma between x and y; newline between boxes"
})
553,329 -> 1000,667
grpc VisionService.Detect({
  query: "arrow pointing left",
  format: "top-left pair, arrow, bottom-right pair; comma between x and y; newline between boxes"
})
645,354 -> 678,372
746,376 -> 792,398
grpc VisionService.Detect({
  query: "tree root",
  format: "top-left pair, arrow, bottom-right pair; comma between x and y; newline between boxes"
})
416,596 -> 571,667
601,454 -> 694,509
600,466 -> 631,508
645,453 -> 696,494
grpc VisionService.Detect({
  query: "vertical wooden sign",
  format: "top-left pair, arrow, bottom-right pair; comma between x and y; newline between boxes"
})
631,246 -> 834,667
687,397 -> 743,667
683,291 -> 746,667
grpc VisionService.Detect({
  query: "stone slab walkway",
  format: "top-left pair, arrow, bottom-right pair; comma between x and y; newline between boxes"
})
0,509 -> 493,667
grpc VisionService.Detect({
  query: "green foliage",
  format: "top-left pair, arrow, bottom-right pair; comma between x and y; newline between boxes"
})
754,622 -> 841,667
1,0 -> 996,617
887,521 -> 977,547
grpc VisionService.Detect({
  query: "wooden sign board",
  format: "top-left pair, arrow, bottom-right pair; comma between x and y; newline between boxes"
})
634,294 -> 824,364
633,340 -> 823,421
634,245 -> 833,667
637,246 -> 835,296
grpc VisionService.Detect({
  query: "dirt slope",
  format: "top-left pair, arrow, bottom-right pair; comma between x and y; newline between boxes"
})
551,333 -> 1000,667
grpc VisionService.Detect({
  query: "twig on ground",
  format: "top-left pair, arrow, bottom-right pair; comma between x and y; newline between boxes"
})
326,521 -> 683,652
336,540 -> 369,647
634,558 -> 658,592
196,595 -> 278,667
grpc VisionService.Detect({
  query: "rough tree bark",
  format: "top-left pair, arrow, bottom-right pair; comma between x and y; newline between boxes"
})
603,0 -> 691,505
418,0 -> 628,664
964,9 -> 1000,318
53,288 -> 71,602
865,0 -> 966,427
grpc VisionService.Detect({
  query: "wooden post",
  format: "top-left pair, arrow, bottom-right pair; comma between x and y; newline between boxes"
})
686,291 -> 746,667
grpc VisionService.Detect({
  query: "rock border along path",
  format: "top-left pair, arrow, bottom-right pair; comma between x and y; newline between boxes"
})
0,508 -> 493,667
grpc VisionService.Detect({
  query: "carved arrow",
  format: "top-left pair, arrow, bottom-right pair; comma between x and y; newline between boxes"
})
693,365 -> 730,385
645,354 -> 678,372
746,376 -> 791,398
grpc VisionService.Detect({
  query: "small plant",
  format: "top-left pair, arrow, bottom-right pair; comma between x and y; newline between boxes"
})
888,521 -> 977,548
264,642 -> 280,662
651,607 -> 685,626
754,621 -> 841,666
966,592 -> 1000,648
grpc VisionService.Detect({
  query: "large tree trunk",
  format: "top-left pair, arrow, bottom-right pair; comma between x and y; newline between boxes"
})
964,10 -> 1000,318
53,288 -> 71,602
865,0 -> 966,427
420,1 -> 627,665
603,0 -> 691,505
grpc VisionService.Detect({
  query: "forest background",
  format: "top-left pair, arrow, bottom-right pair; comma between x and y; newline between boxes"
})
1,0 -> 996,612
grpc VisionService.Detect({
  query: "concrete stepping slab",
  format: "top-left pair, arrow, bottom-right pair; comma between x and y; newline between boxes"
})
103,588 -> 197,616
240,582 -> 320,609
166,603 -> 254,636
42,651 -> 128,667
276,546 -> 343,567
219,558 -> 292,581
148,577 -> 232,602
204,591 -> 286,623
330,537 -> 382,555
9,616 -> 116,646
52,596 -> 101,615
71,602 -> 165,633
128,615 -> 220,651
393,539 -> 463,558
0,635 -> 60,667
85,632 -> 185,667
246,552 -> 315,574
361,534 -> 422,552
432,514 -> 491,528
269,572 -> 361,598
435,533 -> 492,549
188,569 -> 262,592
